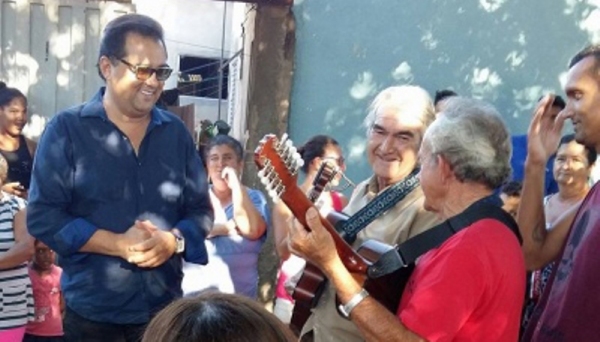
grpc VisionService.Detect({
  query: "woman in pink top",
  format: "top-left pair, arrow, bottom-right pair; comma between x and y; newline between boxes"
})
25,240 -> 64,342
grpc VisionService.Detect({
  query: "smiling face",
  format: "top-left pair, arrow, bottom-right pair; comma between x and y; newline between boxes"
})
367,107 -> 423,189
553,140 -> 592,188
0,97 -> 27,137
101,33 -> 167,119
564,56 -> 600,151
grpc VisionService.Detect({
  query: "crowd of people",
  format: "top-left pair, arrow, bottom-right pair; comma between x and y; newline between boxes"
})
0,12 -> 599,342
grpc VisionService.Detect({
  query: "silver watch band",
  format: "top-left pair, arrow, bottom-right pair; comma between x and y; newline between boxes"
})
338,288 -> 369,318
171,230 -> 185,254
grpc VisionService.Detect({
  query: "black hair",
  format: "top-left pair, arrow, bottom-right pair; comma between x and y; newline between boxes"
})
97,14 -> 166,81
297,135 -> 340,174
0,82 -> 27,108
569,44 -> 600,69
501,181 -> 522,197
434,89 -> 458,105
204,134 -> 244,161
142,292 -> 296,342
536,95 -> 566,110
559,134 -> 597,165
212,120 -> 231,136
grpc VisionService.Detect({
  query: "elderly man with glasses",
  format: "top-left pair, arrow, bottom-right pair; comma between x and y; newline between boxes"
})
27,14 -> 213,342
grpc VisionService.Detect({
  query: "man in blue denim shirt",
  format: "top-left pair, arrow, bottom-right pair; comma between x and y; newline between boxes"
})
27,14 -> 213,341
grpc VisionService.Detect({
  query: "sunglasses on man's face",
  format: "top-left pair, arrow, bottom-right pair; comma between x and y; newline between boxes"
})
118,58 -> 173,82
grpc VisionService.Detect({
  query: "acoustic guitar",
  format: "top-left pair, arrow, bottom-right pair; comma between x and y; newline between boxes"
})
255,134 -> 413,333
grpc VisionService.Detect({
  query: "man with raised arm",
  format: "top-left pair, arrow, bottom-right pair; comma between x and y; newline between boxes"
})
519,45 -> 600,341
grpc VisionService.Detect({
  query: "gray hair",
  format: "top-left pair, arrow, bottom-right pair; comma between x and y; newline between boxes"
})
423,97 -> 512,189
363,86 -> 435,137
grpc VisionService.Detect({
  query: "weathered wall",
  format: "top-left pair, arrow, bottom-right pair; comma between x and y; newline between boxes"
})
289,0 -> 599,186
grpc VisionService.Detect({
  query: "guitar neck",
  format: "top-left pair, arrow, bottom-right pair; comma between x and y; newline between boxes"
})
281,184 -> 368,274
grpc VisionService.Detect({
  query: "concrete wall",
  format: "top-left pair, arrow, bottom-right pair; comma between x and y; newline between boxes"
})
289,0 -> 600,187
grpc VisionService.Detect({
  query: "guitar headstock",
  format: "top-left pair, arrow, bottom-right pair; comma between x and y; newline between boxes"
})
254,133 -> 369,274
254,134 -> 304,203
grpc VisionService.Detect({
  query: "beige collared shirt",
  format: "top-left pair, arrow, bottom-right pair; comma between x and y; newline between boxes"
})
301,176 -> 440,342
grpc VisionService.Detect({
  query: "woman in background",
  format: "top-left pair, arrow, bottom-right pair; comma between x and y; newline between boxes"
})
0,82 -> 36,199
182,134 -> 269,299
272,134 -> 349,324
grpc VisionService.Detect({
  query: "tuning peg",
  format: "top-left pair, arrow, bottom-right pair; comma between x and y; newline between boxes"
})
295,154 -> 304,167
274,183 -> 285,198
288,145 -> 297,155
260,176 -> 269,185
278,134 -> 288,151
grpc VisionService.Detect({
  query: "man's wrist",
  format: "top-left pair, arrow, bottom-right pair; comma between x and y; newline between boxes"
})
321,255 -> 346,280
115,234 -> 128,259
338,288 -> 369,318
170,229 -> 185,254
525,156 -> 548,169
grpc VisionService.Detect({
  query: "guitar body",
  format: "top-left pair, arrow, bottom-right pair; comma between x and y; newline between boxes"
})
290,263 -> 328,334
337,240 -> 415,315
364,265 -> 414,313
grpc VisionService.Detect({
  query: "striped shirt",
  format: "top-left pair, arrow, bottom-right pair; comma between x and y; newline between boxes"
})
0,192 -> 34,330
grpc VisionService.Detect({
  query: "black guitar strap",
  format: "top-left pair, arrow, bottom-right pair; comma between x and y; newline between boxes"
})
368,195 -> 522,279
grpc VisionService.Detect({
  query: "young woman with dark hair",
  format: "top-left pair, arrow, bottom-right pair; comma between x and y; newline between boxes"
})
0,82 -> 36,199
